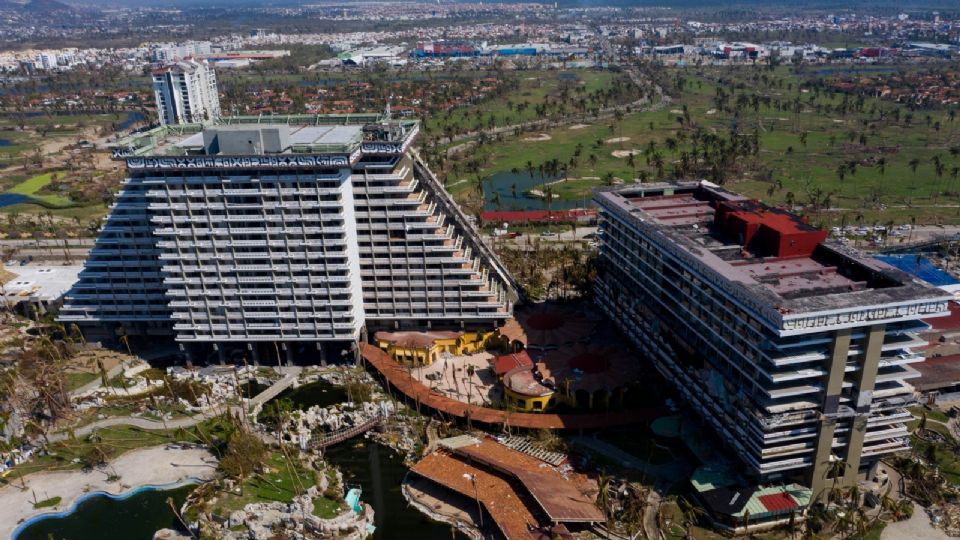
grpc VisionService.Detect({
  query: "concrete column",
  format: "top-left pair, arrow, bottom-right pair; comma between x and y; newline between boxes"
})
215,343 -> 226,365
809,416 -> 839,501
318,342 -> 327,366
842,323 -> 886,486
810,327 -> 851,500
180,342 -> 194,368
285,343 -> 293,366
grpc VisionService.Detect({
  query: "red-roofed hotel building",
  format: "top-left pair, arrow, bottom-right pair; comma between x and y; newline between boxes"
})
594,181 -> 950,497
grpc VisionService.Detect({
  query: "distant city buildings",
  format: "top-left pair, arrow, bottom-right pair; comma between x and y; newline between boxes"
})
151,41 -> 213,63
152,59 -> 222,126
594,181 -> 950,496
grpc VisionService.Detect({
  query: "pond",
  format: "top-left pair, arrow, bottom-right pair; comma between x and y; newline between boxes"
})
483,170 -> 587,211
277,377 -> 463,538
270,379 -> 348,409
325,441 -> 466,540
117,111 -> 146,131
14,483 -> 195,540
0,193 -> 33,208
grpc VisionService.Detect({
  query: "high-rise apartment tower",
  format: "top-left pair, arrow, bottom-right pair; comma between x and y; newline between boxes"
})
60,115 -> 517,362
594,181 -> 949,496
152,59 -> 222,126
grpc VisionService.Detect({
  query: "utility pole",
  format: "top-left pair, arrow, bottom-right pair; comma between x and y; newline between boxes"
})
463,473 -> 484,530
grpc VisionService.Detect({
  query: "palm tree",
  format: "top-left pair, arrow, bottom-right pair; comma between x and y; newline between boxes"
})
821,457 -> 851,504
879,486 -> 900,521
678,496 -> 705,537
908,158 -> 920,175
595,472 -> 611,523
465,364 -> 475,405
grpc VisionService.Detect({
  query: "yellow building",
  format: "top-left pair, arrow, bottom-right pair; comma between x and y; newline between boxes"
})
374,329 -> 504,366
502,365 -> 556,412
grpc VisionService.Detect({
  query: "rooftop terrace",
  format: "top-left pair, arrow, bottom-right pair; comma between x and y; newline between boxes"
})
110,113 -> 419,159
596,181 -> 950,326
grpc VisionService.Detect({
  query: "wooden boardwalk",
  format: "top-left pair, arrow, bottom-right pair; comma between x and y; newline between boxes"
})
360,344 -> 664,430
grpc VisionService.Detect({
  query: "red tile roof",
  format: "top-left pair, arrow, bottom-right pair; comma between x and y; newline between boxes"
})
758,492 -> 797,513
493,351 -> 534,377
913,354 -> 960,391
925,301 -> 960,332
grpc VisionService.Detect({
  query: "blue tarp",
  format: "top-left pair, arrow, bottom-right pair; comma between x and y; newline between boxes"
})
874,254 -> 960,287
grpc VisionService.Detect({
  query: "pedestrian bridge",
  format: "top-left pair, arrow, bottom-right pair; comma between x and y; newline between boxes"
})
308,414 -> 384,449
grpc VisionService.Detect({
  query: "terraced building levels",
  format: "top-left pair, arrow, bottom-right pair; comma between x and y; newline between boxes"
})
60,115 -> 518,358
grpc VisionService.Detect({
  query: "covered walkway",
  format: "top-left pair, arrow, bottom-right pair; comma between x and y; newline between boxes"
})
360,344 -> 664,430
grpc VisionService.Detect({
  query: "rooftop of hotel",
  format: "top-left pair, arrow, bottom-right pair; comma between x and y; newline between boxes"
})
596,181 -> 950,317
110,113 -> 419,158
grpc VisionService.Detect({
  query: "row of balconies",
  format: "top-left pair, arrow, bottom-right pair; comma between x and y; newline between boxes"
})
147,185 -> 345,198
165,287 -> 350,298
156,237 -> 348,250
169,263 -> 350,274
157,246 -> 350,261
149,198 -> 344,212
154,224 -> 348,237
595,281 -> 913,476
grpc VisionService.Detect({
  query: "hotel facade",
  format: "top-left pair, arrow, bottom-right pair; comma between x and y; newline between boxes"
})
60,115 -> 517,361
594,181 -> 949,495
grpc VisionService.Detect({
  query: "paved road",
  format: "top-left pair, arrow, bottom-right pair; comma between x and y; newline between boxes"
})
47,409 -> 223,443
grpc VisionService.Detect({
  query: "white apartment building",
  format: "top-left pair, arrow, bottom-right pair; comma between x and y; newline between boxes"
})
61,115 -> 517,363
152,59 -> 222,126
151,41 -> 214,63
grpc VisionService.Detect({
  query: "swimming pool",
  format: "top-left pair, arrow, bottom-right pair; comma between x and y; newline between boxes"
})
874,254 -> 960,287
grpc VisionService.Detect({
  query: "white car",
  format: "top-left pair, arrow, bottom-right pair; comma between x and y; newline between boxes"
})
540,232 -> 559,240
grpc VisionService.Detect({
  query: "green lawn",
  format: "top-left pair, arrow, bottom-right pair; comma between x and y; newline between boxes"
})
212,452 -> 319,515
313,496 -> 343,519
2,418 -> 234,481
425,69 -> 632,141
910,406 -> 950,424
440,63 -> 960,226
33,496 -> 62,509
5,172 -> 71,206
64,371 -> 98,391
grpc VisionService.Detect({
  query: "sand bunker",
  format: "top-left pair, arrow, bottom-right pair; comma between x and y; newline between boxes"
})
706,109 -> 717,115
605,137 -> 631,144
612,149 -> 641,158
569,124 -> 590,130
523,133 -> 552,142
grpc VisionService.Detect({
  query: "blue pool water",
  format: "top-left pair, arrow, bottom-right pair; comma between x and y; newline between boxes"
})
874,254 -> 960,287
